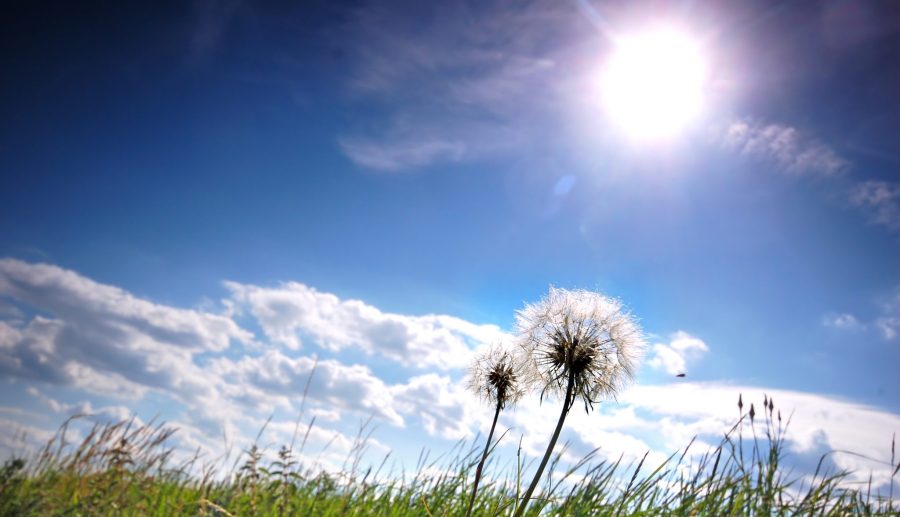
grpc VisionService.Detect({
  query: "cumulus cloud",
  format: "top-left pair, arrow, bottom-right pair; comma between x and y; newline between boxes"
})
0,258 -> 500,466
1,259 -> 898,492
0,259 -> 255,401
209,351 -> 405,426
0,259 -> 254,353
500,382 -> 899,491
647,331 -> 709,375
0,260 -> 407,470
391,374 -> 476,440
624,383 -> 900,489
850,180 -> 900,231
0,300 -> 23,321
723,120 -> 849,177
225,280 -> 504,369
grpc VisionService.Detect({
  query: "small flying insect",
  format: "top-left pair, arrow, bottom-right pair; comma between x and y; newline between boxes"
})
675,373 -> 686,378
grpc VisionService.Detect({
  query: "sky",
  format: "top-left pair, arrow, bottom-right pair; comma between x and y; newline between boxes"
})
1,0 -> 900,492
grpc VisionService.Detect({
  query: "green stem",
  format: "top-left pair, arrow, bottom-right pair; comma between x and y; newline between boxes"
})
515,370 -> 575,517
465,402 -> 502,517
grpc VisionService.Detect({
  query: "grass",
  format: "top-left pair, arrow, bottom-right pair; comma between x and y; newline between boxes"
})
0,401 -> 897,516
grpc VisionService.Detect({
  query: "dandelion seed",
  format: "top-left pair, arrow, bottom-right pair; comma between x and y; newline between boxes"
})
464,343 -> 527,517
517,287 -> 643,413
467,345 -> 527,411
513,287 -> 644,516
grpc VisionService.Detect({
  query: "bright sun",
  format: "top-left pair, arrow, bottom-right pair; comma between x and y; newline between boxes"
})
601,27 -> 708,141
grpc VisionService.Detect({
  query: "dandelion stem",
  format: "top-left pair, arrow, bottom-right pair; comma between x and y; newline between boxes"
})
516,369 -> 575,517
465,401 -> 502,517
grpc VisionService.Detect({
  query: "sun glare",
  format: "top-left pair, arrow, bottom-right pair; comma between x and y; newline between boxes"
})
601,27 -> 708,141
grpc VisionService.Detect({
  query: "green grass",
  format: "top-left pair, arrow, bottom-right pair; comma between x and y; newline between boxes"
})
0,407 -> 897,516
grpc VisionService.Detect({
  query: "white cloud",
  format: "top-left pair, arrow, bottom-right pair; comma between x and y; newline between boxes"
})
0,259 -> 254,352
823,290 -> 900,340
822,312 -> 862,330
624,383 -> 900,488
209,351 -> 405,426
0,417 -> 56,455
723,120 -> 849,177
851,180 -> 900,231
874,289 -> 900,340
1,259 -> 898,493
647,331 -> 709,375
499,381 -> 899,491
391,374 -> 476,440
225,280 -> 504,369
0,259 -> 497,452
339,137 -> 466,173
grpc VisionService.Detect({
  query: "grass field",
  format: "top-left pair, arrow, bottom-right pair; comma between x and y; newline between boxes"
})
1,402 -> 897,516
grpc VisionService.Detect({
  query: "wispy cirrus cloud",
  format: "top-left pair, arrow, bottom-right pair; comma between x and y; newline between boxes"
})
339,137 -> 466,173
850,180 -> 900,231
338,0 -> 583,172
720,120 -> 900,235
723,120 -> 850,177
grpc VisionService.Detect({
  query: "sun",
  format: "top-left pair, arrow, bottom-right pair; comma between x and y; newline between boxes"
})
600,27 -> 708,141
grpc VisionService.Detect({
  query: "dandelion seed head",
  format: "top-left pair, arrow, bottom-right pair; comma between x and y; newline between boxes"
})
467,344 -> 527,410
516,287 -> 645,411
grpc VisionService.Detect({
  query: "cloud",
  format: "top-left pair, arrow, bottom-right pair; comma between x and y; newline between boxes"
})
0,300 -> 23,321
502,382 -> 899,490
822,312 -> 862,330
0,259 -> 254,353
623,383 -> 900,489
208,351 -> 405,426
823,289 -> 900,339
0,417 -> 56,454
337,1 -> 581,171
874,289 -> 900,340
850,180 -> 900,231
225,280 -> 504,369
723,120 -> 849,177
0,258 -> 499,461
27,386 -> 135,423
647,331 -> 709,375
391,374 -> 476,440
0,259 -> 254,401
1,258 -> 897,492
339,136 -> 466,173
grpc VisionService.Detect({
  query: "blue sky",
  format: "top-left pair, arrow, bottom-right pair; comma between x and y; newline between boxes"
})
1,0 -> 899,490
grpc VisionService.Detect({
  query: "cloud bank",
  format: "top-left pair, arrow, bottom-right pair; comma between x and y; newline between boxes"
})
0,258 -> 897,490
